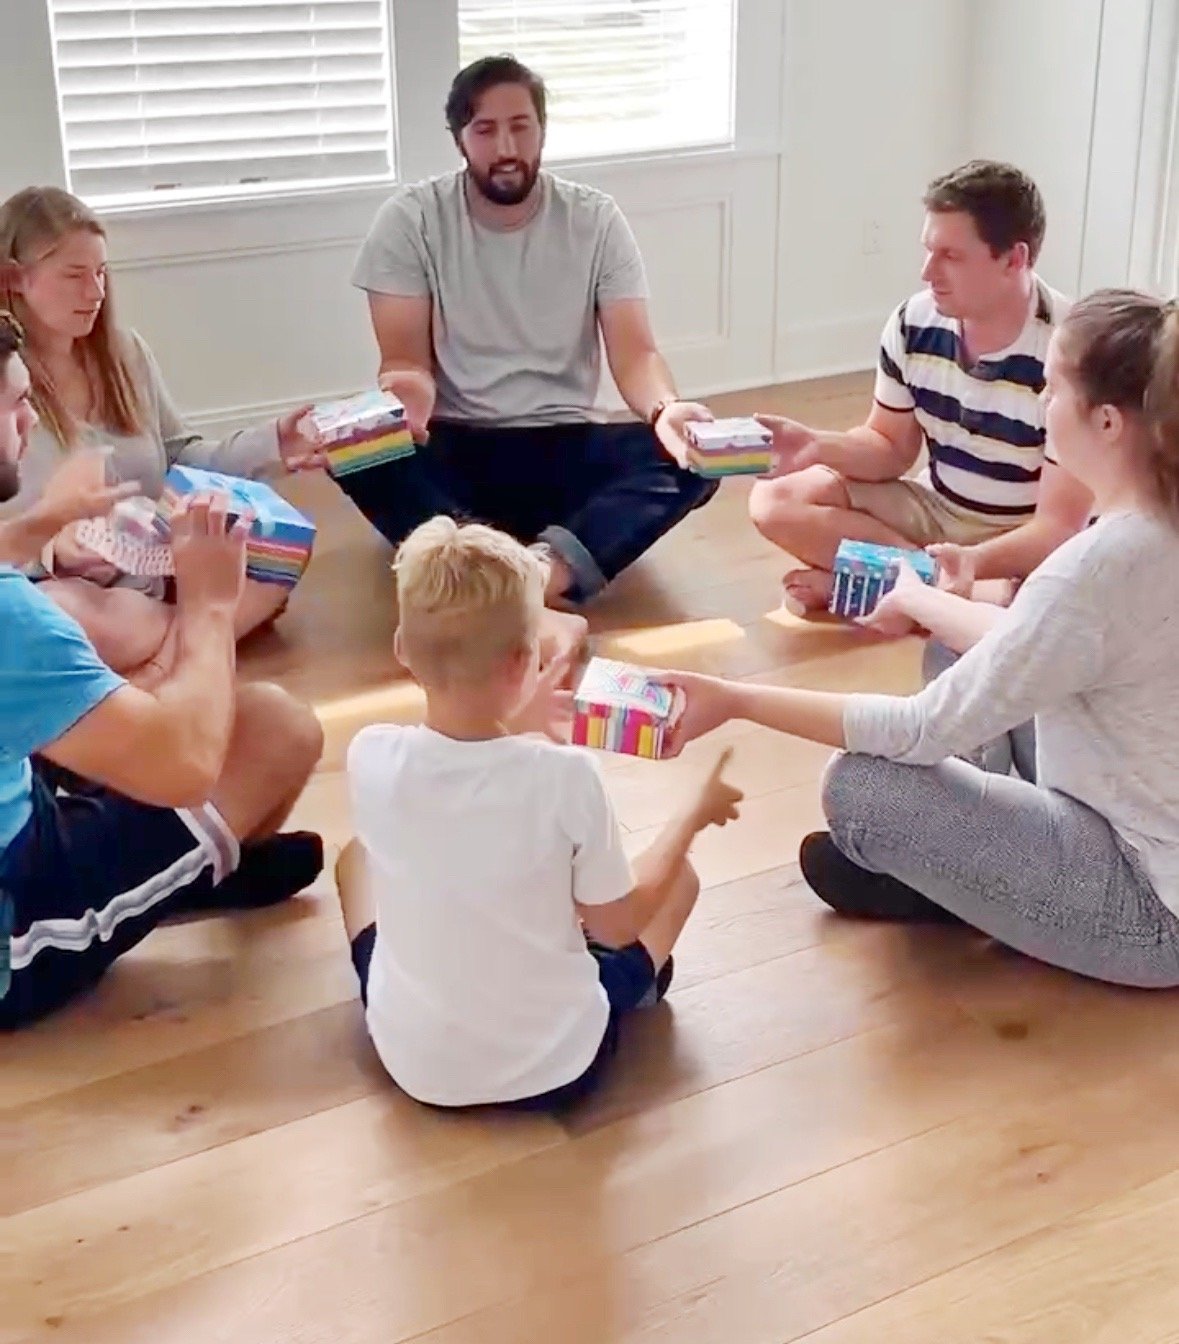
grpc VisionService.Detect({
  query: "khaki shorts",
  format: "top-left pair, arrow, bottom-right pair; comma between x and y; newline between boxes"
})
840,474 -> 1017,547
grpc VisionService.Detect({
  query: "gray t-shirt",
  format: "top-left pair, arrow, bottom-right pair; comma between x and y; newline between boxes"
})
1,328 -> 279,518
351,169 -> 649,426
845,510 -> 1179,912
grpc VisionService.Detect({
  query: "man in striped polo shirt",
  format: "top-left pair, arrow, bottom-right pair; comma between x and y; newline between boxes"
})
749,161 -> 1071,615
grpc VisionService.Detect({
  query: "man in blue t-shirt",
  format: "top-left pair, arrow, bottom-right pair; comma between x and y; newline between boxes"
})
0,313 -> 325,1027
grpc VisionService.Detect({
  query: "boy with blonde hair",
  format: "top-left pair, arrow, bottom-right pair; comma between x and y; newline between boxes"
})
336,516 -> 740,1110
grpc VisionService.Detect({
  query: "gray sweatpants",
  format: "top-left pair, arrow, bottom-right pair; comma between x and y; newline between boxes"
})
820,642 -> 1179,988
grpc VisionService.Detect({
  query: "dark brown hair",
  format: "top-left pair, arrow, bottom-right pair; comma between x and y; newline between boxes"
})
924,160 -> 1046,264
0,186 -> 144,445
1060,288 -> 1179,521
445,55 -> 547,140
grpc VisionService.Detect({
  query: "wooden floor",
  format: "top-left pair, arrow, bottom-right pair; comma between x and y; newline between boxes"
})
7,371 -> 1179,1344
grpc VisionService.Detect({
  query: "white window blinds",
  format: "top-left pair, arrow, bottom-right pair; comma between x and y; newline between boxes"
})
47,0 -> 395,206
458,0 -> 736,160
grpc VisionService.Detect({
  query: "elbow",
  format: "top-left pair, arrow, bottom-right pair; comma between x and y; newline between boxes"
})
891,443 -> 923,479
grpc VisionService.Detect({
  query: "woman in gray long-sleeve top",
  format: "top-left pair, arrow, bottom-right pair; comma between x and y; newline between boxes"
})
0,187 -> 325,678
660,288 -> 1179,990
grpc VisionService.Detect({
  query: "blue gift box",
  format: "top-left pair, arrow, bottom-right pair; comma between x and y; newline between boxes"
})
829,539 -> 938,618
157,466 -> 316,587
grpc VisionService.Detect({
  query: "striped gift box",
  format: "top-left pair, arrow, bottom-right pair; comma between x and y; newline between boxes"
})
571,657 -> 676,760
302,390 -> 413,478
157,466 -> 316,588
685,417 -> 773,478
829,539 -> 938,618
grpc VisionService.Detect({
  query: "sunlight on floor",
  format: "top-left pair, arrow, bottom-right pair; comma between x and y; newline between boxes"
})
598,617 -> 748,661
314,680 -> 426,726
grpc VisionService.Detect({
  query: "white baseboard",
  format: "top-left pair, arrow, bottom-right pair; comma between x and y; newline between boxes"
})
774,312 -> 882,384
186,367 -> 874,439
184,317 -> 878,438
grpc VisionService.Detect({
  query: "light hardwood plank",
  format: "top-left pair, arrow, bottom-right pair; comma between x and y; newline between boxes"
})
19,372 -> 1172,1344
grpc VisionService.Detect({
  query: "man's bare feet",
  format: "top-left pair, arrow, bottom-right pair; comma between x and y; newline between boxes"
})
780,567 -> 834,618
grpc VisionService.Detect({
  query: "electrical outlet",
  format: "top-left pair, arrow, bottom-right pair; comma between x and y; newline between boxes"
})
862,219 -> 883,255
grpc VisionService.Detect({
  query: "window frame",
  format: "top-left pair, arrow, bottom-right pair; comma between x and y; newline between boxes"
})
43,0 -> 401,210
31,0 -> 782,223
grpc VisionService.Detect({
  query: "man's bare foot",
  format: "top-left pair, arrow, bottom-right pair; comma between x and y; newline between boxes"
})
780,567 -> 834,617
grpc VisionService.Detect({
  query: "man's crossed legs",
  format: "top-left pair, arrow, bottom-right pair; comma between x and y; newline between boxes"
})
748,466 -> 1010,615
2,682 -> 324,1027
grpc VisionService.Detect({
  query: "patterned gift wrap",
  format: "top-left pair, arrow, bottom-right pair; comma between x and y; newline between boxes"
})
157,466 -> 316,587
302,390 -> 414,478
571,657 -> 676,760
685,417 -> 773,477
76,497 -> 174,577
828,539 -> 938,618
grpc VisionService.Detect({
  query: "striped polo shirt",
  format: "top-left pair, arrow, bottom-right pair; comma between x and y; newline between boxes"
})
874,279 -> 1069,521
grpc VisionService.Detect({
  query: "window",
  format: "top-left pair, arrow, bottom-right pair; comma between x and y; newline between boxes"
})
46,0 -> 395,206
458,0 -> 736,160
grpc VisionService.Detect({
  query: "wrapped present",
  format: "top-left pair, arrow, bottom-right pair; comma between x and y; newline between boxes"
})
829,539 -> 938,618
75,497 -> 174,578
685,417 -> 773,477
571,657 -> 676,760
157,466 -> 315,587
301,390 -> 413,478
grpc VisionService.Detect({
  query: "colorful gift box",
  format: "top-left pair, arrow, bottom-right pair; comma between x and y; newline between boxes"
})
829,539 -> 938,619
571,657 -> 677,760
157,466 -> 316,587
301,390 -> 413,478
685,417 -> 773,478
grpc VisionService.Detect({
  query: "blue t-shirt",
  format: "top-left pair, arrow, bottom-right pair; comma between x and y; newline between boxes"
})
0,567 -> 124,851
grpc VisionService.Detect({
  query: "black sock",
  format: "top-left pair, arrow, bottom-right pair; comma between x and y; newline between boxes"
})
172,831 -> 324,915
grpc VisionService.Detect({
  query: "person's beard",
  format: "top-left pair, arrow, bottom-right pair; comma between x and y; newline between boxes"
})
466,155 -> 541,207
0,460 -> 20,503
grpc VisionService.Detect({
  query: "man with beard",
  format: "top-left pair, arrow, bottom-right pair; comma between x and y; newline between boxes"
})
341,56 -> 717,609
0,312 -> 325,1028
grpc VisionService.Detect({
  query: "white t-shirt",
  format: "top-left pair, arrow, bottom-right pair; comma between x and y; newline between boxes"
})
347,725 -> 635,1106
351,169 -> 649,426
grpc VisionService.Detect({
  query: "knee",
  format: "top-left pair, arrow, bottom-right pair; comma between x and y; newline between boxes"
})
921,639 -> 959,685
748,478 -> 799,537
748,469 -> 833,539
820,751 -> 889,832
237,682 -> 324,781
236,580 -> 293,640
680,860 -> 701,903
335,838 -> 363,898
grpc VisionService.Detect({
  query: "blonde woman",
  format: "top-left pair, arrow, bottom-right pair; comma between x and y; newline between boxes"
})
0,186 -> 326,675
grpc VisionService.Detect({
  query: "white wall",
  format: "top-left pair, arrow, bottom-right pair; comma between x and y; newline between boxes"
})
967,0 -> 1102,296
3,0 -> 983,434
776,0 -> 972,378
968,0 -> 1179,298
0,2 -> 66,198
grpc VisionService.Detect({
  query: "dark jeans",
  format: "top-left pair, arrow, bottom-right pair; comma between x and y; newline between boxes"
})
333,419 -> 718,603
